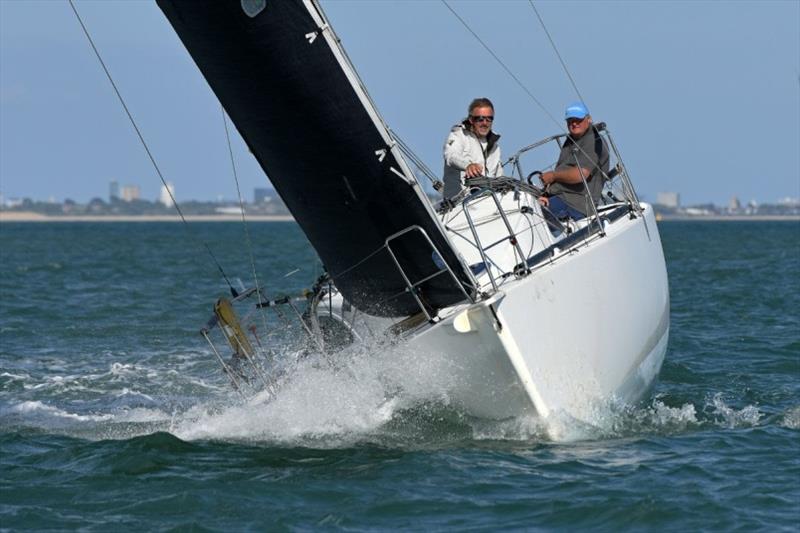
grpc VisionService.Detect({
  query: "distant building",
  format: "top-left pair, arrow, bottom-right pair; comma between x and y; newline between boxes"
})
656,192 -> 680,208
777,196 -> 800,207
215,206 -> 245,215
109,181 -> 119,201
728,196 -> 741,211
120,185 -> 140,202
254,187 -> 273,204
159,182 -> 175,207
684,207 -> 712,216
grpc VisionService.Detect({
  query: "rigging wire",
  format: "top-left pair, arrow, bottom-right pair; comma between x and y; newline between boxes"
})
220,112 -> 310,342
67,0 -> 239,297
220,106 -> 276,334
390,130 -> 442,190
440,0 -> 564,132
524,2 -> 620,189
528,1 -> 586,105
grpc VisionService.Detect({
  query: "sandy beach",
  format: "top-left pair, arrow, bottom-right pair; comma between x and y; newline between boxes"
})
0,211 -> 295,223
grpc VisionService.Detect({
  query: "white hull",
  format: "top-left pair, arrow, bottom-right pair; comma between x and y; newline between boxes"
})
403,203 -> 669,423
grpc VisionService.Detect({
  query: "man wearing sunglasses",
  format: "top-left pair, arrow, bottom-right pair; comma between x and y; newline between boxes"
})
538,101 -> 610,222
442,97 -> 502,199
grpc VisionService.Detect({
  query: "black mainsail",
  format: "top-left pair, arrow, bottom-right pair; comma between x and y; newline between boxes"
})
157,0 -> 474,317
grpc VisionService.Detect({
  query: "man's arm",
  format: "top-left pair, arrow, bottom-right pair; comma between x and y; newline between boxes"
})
542,131 -> 606,186
443,129 -> 472,170
444,129 -> 484,178
540,166 -> 591,186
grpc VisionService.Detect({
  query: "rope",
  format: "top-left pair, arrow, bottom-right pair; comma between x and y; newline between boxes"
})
220,105 -> 272,334
441,176 -> 542,213
68,0 -> 238,296
528,1 -> 586,105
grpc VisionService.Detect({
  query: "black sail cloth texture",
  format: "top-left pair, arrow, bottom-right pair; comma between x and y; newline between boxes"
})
158,0 -> 473,317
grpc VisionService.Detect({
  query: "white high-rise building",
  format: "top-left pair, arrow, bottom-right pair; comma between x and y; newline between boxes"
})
655,192 -> 680,208
159,182 -> 175,207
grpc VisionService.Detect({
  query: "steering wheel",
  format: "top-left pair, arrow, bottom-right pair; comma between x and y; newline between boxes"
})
526,170 -> 542,185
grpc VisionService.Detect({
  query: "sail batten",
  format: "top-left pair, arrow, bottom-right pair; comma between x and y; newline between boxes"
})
157,0 -> 474,317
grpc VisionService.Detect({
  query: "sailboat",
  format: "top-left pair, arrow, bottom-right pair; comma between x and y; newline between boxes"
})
160,0 -> 670,424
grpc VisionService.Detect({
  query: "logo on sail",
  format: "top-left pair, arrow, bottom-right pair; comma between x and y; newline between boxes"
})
241,0 -> 266,18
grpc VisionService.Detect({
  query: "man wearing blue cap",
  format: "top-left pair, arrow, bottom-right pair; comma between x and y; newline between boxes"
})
539,101 -> 610,222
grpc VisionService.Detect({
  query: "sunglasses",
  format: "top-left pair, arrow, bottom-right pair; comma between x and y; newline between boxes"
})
470,115 -> 494,123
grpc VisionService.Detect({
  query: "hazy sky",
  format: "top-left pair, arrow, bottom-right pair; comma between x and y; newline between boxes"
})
1,0 -> 798,206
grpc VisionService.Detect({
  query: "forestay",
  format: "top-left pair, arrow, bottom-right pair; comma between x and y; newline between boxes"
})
157,0 -> 474,317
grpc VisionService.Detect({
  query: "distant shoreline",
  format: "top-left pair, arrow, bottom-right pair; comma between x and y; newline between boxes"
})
0,211 -> 295,222
1,211 -> 797,223
656,215 -> 800,222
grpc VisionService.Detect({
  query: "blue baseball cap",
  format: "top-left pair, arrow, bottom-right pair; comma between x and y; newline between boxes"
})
564,102 -> 590,120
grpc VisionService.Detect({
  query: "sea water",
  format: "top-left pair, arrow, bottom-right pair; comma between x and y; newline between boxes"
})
1,221 -> 798,530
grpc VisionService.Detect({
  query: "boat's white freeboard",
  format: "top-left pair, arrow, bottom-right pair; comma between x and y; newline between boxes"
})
402,202 -> 669,423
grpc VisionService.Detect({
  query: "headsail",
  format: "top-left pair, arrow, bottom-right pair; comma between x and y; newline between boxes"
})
157,0 -> 474,317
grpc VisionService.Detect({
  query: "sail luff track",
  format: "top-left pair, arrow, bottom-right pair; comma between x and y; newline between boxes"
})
157,0 -> 474,317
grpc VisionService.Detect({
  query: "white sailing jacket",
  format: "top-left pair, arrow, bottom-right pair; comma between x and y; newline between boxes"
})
442,122 -> 502,199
